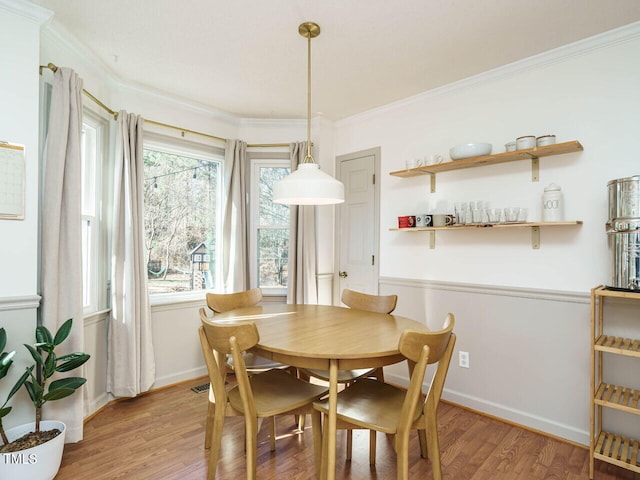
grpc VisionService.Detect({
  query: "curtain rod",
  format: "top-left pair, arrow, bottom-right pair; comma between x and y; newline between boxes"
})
39,62 -> 294,148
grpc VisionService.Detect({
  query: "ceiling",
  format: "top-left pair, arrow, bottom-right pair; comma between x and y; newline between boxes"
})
31,0 -> 640,121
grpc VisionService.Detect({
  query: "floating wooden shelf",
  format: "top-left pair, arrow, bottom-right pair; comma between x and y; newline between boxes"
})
390,140 -> 583,192
390,140 -> 583,177
389,221 -> 582,232
389,221 -> 582,249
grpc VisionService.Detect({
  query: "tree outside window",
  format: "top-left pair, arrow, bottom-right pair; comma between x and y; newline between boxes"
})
143,147 -> 220,294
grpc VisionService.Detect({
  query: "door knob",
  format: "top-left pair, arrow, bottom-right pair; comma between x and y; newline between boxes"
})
339,271 -> 348,278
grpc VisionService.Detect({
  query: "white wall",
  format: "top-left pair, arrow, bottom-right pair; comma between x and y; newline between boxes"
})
335,23 -> 640,445
0,0 -> 52,429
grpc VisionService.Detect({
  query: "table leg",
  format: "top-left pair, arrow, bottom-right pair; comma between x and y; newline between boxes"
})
321,359 -> 338,480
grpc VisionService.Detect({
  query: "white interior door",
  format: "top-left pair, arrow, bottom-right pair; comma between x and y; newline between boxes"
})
335,148 -> 380,303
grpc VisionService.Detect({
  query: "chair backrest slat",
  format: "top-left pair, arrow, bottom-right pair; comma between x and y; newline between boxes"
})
199,312 -> 261,419
341,289 -> 398,314
206,288 -> 262,314
397,314 -> 456,435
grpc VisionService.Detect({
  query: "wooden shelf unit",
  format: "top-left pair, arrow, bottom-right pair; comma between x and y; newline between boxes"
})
590,286 -> 640,478
390,221 -> 582,249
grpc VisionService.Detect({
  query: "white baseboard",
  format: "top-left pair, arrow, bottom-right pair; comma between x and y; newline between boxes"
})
152,366 -> 208,389
85,392 -> 110,419
384,368 -> 590,447
442,388 -> 589,446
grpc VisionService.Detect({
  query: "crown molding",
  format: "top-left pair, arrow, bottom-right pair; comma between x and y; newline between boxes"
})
118,80 -> 241,124
0,0 -> 52,24
41,19 -> 241,125
239,117 -> 306,127
40,19 -> 122,91
337,21 -> 640,128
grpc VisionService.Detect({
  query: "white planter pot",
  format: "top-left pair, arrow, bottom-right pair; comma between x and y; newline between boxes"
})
0,420 -> 66,480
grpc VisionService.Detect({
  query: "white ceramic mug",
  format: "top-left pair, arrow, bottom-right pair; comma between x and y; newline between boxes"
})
415,214 -> 432,227
432,214 -> 455,227
426,154 -> 444,166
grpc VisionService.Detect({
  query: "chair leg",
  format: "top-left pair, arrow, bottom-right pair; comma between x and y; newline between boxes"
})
320,413 -> 330,480
418,429 -> 428,458
374,367 -> 384,381
425,417 -> 442,480
298,413 -> 306,430
206,405 -> 225,480
246,415 -> 259,480
346,430 -> 353,460
269,416 -> 276,452
369,430 -> 377,465
205,401 -> 215,449
311,409 -> 323,479
395,431 -> 410,480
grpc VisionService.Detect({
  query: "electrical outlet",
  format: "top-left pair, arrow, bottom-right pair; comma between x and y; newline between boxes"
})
459,351 -> 470,368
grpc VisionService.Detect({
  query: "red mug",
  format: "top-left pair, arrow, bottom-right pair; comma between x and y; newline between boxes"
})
398,215 -> 416,228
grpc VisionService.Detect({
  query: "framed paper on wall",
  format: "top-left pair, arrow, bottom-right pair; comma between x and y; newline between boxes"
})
0,142 -> 25,220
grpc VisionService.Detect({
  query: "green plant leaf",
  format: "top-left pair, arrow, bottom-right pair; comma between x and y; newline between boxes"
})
0,406 -> 11,418
35,325 -> 53,345
43,387 -> 75,402
24,344 -> 44,366
53,319 -> 73,346
44,352 -> 56,378
0,351 -> 14,380
24,381 -> 40,407
49,377 -> 86,392
7,369 -> 30,402
0,328 -> 6,352
56,353 -> 90,372
34,342 -> 55,354
0,350 -> 15,367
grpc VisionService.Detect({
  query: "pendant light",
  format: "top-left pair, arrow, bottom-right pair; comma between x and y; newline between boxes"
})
273,22 -> 345,205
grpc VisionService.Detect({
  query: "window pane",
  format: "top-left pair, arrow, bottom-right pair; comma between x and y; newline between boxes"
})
81,123 -> 97,217
82,219 -> 91,307
144,148 -> 219,294
259,167 -> 289,226
258,228 -> 288,288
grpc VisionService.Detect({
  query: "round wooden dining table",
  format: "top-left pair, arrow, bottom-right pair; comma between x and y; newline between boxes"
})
210,303 -> 429,480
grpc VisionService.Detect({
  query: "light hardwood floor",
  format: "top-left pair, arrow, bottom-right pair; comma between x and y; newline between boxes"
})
55,377 -> 637,479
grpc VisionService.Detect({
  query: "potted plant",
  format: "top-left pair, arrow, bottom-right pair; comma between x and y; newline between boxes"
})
0,319 -> 90,480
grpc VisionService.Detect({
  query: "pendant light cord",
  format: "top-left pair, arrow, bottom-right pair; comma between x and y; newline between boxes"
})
305,30 -> 314,163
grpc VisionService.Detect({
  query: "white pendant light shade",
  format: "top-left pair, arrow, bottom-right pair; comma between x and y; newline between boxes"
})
273,163 -> 344,205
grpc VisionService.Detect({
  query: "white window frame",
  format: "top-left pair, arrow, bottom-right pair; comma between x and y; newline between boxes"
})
143,133 -> 224,303
248,154 -> 291,296
81,109 -> 109,314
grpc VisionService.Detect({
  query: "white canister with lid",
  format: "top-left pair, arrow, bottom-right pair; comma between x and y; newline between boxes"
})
542,183 -> 564,221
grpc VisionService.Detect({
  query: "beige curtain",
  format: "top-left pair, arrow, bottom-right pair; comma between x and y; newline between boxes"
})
222,139 -> 249,292
288,142 -> 318,304
107,111 -> 156,397
41,67 -> 85,442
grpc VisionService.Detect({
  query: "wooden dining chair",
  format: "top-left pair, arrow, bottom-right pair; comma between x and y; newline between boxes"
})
199,318 -> 328,480
199,307 -> 297,456
302,288 -> 398,384
206,288 -> 290,373
313,314 -> 456,480
300,288 -> 398,457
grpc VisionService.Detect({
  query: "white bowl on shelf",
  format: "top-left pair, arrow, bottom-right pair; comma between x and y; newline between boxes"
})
449,143 -> 492,160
